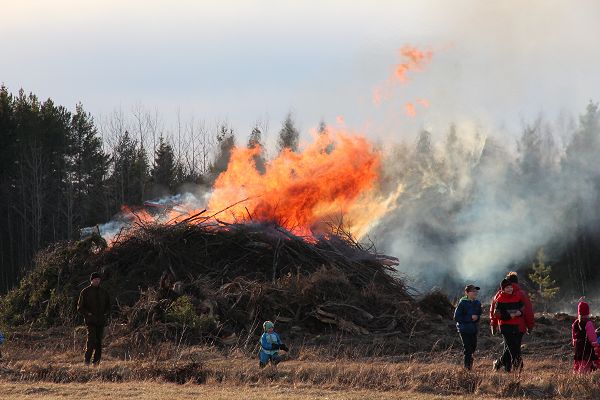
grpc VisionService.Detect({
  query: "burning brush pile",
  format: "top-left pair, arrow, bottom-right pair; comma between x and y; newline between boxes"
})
0,131 -> 422,343
0,220 -> 413,342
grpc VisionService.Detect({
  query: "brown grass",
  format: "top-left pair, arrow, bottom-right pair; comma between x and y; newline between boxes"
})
0,324 -> 596,399
0,381 -> 477,400
1,350 -> 599,399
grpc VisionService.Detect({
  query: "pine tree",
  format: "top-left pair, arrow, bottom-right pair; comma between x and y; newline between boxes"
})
132,146 -> 150,203
517,117 -> 558,186
108,130 -> 149,207
317,119 -> 328,136
277,112 -> 299,153
317,119 -> 335,154
247,125 -> 266,174
210,124 -> 235,177
528,248 -> 559,312
566,101 -> 600,162
415,129 -> 434,171
151,137 -> 177,193
66,103 -> 109,234
248,126 -> 262,149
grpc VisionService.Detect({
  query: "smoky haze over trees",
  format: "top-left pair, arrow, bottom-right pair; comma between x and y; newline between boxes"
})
2,85 -> 600,302
372,103 -> 600,296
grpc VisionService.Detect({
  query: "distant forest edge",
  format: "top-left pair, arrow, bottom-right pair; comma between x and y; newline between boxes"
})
1,85 -> 600,302
0,85 -> 300,292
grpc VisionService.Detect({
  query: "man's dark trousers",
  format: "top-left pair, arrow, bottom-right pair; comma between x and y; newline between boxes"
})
85,324 -> 104,364
460,332 -> 477,369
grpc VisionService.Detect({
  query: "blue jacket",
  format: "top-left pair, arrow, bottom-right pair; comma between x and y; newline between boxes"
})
454,297 -> 482,334
260,332 -> 282,355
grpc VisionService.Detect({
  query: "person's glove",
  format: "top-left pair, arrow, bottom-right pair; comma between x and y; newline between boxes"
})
271,343 -> 280,350
279,344 -> 289,352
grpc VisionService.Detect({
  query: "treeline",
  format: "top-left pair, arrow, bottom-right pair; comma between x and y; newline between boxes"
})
0,87 -> 302,292
3,84 -> 600,299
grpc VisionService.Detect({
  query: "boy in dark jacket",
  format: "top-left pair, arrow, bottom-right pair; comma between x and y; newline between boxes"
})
454,284 -> 482,370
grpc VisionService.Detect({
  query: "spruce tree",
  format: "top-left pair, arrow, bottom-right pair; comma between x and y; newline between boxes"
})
67,104 -> 108,231
151,137 -> 177,192
210,124 -> 235,177
277,112 -> 299,153
247,125 -> 266,173
108,131 -> 149,207
317,119 -> 328,136
528,248 -> 559,312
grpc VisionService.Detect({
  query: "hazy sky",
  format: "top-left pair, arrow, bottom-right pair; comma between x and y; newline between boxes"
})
2,0 -> 600,143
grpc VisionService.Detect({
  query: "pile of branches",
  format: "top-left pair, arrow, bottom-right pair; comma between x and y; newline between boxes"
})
0,219 -> 419,343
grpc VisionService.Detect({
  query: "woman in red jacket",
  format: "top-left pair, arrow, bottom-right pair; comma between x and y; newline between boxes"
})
490,272 -> 534,371
572,299 -> 600,374
490,279 -> 526,372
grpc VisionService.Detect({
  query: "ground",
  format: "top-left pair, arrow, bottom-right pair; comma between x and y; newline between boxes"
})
0,382 -> 483,400
0,313 -> 597,399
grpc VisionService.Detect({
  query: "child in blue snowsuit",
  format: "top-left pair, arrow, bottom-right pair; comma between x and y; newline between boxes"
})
259,321 -> 289,368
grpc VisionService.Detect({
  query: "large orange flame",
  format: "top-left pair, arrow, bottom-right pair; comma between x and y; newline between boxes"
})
103,131 -> 400,244
207,130 -> 381,237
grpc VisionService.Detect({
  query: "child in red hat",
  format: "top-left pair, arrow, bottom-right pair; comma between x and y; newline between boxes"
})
572,298 -> 600,373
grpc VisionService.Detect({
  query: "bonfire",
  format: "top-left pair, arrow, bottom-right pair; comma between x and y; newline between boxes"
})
0,131 -> 420,345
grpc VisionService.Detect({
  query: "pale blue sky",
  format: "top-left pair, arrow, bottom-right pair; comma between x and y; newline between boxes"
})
2,0 -> 600,144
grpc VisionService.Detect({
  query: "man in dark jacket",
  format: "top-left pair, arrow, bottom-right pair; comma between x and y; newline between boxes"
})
77,272 -> 111,365
454,284 -> 482,370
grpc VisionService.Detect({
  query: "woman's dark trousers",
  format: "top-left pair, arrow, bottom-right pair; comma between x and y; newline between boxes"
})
500,327 -> 523,372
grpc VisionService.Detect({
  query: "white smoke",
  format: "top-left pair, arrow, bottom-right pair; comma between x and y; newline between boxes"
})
369,108 -> 600,292
97,189 -> 212,243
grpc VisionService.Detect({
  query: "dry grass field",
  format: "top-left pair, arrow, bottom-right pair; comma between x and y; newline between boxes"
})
0,320 -> 597,399
0,381 -> 480,400
1,346 -> 598,399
